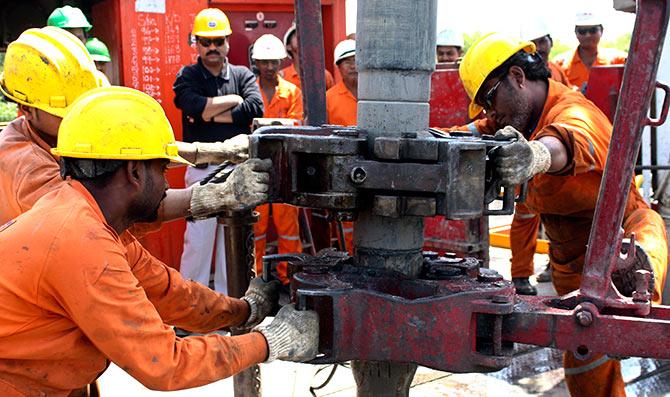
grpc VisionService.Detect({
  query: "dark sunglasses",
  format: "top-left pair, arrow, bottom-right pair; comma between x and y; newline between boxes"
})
197,37 -> 226,47
576,26 -> 601,35
480,79 -> 503,111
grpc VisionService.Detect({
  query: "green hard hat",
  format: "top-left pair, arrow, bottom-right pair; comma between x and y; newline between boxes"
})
47,6 -> 92,32
86,37 -> 111,62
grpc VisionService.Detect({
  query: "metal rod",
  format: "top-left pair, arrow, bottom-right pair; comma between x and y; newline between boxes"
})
580,0 -> 670,301
294,0 -> 327,126
220,210 -> 261,397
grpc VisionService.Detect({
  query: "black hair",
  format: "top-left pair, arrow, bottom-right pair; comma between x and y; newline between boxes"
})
488,49 -> 551,82
60,157 -> 126,188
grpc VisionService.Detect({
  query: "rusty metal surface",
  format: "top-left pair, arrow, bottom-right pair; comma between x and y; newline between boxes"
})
580,0 -> 670,309
250,126 -> 523,219
219,210 -> 261,397
294,0 -> 327,126
287,253 -> 516,373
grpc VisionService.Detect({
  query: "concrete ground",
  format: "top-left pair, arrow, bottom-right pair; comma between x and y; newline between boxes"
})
97,218 -> 670,396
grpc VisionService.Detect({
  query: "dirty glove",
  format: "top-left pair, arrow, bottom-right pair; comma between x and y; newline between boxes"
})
193,134 -> 250,165
238,277 -> 280,329
190,158 -> 271,219
494,126 -> 551,185
253,304 -> 319,362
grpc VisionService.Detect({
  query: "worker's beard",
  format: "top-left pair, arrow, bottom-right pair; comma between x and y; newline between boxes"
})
505,92 -> 535,139
129,173 -> 166,224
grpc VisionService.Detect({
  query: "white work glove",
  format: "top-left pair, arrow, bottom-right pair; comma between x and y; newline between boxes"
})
238,277 -> 280,329
193,134 -> 250,165
190,158 -> 271,219
493,126 -> 551,185
253,304 -> 319,362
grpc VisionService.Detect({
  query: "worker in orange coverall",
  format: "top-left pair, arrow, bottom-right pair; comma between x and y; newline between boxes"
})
252,34 -> 304,284
554,11 -> 626,92
0,86 -> 319,396
325,38 -> 359,254
508,18 -> 576,293
458,32 -> 667,397
0,26 -> 252,229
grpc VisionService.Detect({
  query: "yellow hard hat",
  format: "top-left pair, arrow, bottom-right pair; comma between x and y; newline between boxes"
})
52,86 -> 192,166
0,26 -> 99,118
192,8 -> 232,37
459,32 -> 536,119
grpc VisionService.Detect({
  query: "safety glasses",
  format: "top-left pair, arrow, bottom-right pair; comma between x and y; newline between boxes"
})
480,79 -> 502,111
576,26 -> 601,36
197,37 -> 226,47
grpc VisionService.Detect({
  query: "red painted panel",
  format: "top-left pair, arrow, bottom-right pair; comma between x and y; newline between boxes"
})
429,66 -> 471,128
585,65 -> 625,123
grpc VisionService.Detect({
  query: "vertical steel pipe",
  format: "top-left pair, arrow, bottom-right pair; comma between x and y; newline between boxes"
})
295,0 -> 327,126
581,0 -> 670,300
219,210 -> 261,397
352,1 -> 437,395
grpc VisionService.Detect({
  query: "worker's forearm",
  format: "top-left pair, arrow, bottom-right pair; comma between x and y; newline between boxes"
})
175,141 -> 198,164
538,136 -> 569,173
201,95 -> 242,121
159,187 -> 194,222
212,109 -> 233,124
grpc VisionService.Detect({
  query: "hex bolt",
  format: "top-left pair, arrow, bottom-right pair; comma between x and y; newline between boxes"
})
350,166 -> 368,184
575,309 -> 593,327
491,295 -> 510,304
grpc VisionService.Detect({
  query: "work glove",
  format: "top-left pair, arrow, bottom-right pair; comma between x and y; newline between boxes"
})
190,158 -> 271,219
612,237 -> 655,298
493,126 -> 552,185
238,277 -> 280,329
193,134 -> 250,165
253,304 -> 319,362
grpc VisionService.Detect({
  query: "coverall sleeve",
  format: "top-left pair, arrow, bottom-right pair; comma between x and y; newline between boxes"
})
535,120 -> 603,176
231,68 -> 264,127
173,66 -> 208,121
42,230 -> 267,391
122,234 -> 250,332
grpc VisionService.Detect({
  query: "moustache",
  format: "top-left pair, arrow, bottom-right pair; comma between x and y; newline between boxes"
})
206,50 -> 220,56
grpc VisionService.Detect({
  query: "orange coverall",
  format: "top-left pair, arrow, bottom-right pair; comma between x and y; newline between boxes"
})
548,60 -> 570,87
280,63 -> 335,90
254,76 -> 303,284
554,47 -> 627,90
0,181 -> 266,395
0,117 -> 160,236
325,81 -> 357,254
457,79 -> 667,397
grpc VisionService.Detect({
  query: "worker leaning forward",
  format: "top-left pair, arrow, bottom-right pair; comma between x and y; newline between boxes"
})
251,34 -> 304,285
454,32 -> 667,397
325,39 -> 358,254
0,85 -> 319,395
173,8 -> 265,294
509,18 -> 573,294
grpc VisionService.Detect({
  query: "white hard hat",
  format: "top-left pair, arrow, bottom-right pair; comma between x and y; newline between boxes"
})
252,34 -> 287,60
283,23 -> 297,48
519,19 -> 551,42
334,39 -> 356,64
575,11 -> 602,26
436,29 -> 464,48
